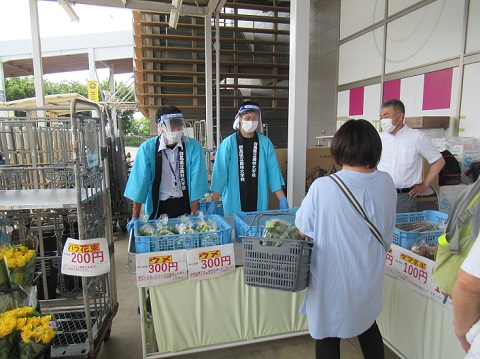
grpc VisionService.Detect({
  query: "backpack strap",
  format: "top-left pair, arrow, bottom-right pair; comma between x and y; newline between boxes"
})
330,174 -> 384,247
441,178 -> 480,253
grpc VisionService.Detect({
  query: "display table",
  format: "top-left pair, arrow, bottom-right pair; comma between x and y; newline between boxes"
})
141,242 -> 467,359
378,274 -> 465,359
147,267 -> 308,357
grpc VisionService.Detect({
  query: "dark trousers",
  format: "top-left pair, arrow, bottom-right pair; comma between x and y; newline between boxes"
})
157,197 -> 188,219
315,321 -> 384,359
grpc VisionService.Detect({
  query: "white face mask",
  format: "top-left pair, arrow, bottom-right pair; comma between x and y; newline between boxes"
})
241,121 -> 258,134
380,113 -> 401,133
380,118 -> 396,133
165,130 -> 183,144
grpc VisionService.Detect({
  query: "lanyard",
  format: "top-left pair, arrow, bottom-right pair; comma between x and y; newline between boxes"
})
163,149 -> 180,185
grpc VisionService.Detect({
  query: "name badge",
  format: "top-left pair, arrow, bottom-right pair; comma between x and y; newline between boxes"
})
172,187 -> 181,195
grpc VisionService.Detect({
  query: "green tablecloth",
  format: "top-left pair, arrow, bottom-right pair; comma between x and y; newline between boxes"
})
150,267 -> 308,354
378,274 -> 465,359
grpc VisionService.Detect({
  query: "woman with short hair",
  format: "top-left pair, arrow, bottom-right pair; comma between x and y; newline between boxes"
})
295,119 -> 397,359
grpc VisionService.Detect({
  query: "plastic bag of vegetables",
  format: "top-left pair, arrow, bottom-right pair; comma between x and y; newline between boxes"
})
279,224 -> 303,240
196,216 -> 217,233
176,216 -> 197,234
262,218 -> 291,238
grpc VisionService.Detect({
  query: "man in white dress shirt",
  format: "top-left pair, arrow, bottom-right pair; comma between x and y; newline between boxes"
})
378,99 -> 445,213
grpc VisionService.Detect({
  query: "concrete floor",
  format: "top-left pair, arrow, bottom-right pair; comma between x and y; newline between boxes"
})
97,231 -> 400,359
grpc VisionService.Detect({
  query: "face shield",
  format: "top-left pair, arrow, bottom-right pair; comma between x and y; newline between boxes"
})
157,113 -> 187,144
232,104 -> 263,134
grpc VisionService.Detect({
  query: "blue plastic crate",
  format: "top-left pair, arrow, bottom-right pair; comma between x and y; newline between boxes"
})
134,214 -> 232,253
198,201 -> 224,216
233,208 -> 299,242
394,210 -> 448,249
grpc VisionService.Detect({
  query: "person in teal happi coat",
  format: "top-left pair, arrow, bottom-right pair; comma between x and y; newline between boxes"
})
124,105 -> 208,230
207,101 -> 287,216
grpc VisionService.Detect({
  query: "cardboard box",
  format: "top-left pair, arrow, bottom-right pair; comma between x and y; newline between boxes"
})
305,148 -> 339,192
438,184 -> 469,215
268,147 -> 338,209
405,116 -> 450,129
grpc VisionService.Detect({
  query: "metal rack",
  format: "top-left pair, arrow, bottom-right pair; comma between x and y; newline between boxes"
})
0,100 -> 118,359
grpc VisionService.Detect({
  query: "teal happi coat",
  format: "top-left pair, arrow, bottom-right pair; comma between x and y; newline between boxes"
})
210,132 -> 285,216
124,136 -> 208,219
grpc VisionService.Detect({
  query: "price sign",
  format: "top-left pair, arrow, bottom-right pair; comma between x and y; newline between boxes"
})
386,244 -> 433,296
186,243 -> 235,281
61,237 -> 110,276
430,284 -> 453,310
136,250 -> 187,287
384,248 -> 395,277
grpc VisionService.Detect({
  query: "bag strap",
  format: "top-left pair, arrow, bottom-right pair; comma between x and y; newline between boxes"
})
442,178 -> 480,253
330,174 -> 384,247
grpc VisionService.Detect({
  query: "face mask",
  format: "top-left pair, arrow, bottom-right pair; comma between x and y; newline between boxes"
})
380,118 -> 396,133
165,130 -> 183,144
380,113 -> 401,133
241,121 -> 258,134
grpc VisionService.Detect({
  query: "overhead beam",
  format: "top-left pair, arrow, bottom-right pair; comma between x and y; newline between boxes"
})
40,0 -> 206,16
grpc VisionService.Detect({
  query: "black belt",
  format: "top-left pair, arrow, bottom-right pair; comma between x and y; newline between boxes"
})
396,188 -> 411,194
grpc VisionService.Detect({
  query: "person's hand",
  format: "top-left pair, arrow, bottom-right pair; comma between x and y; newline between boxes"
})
206,201 -> 217,215
279,197 -> 289,210
127,217 -> 139,232
410,183 -> 428,197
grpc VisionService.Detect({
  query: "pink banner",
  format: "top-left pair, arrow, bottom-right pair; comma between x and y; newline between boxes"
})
349,87 -> 364,116
383,79 -> 401,103
423,68 -> 453,110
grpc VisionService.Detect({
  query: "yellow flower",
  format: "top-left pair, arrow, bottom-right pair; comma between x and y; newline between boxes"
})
20,246 -> 28,254
40,315 -> 52,326
41,327 -> 55,344
27,317 -> 41,328
24,306 -> 35,315
0,316 -> 17,337
0,252 -> 3,260
15,307 -> 27,318
21,329 -> 33,343
23,323 -> 33,332
16,317 -> 27,329
32,326 -> 45,342
15,255 -> 27,267
4,253 -> 16,268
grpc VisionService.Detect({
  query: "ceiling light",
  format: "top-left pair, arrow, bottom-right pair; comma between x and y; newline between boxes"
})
58,0 -> 80,22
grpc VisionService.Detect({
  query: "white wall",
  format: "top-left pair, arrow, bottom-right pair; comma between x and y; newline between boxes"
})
334,0 -> 479,141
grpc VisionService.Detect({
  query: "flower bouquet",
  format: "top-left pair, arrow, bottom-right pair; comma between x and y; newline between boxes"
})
0,251 -> 9,289
1,246 -> 36,287
0,309 -> 18,359
0,307 -> 55,359
17,314 -> 55,359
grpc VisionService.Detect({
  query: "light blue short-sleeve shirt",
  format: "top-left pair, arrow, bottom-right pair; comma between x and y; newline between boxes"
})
295,169 -> 396,340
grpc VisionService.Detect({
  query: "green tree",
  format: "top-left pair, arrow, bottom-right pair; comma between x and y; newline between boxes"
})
5,77 -> 36,100
5,76 -> 137,136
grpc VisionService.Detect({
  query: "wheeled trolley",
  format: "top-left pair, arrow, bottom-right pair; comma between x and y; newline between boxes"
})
0,100 -> 118,358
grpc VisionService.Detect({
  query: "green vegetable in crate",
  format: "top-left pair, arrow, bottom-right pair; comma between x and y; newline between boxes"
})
153,229 -> 174,237
167,225 -> 179,234
138,223 -> 157,236
262,218 -> 290,238
196,223 -> 214,232
279,224 -> 303,240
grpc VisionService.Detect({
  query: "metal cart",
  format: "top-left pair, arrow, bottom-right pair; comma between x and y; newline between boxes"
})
0,100 -> 118,358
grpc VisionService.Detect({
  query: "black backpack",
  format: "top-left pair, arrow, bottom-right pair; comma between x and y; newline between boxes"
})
438,150 -> 461,186
467,161 -> 480,183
